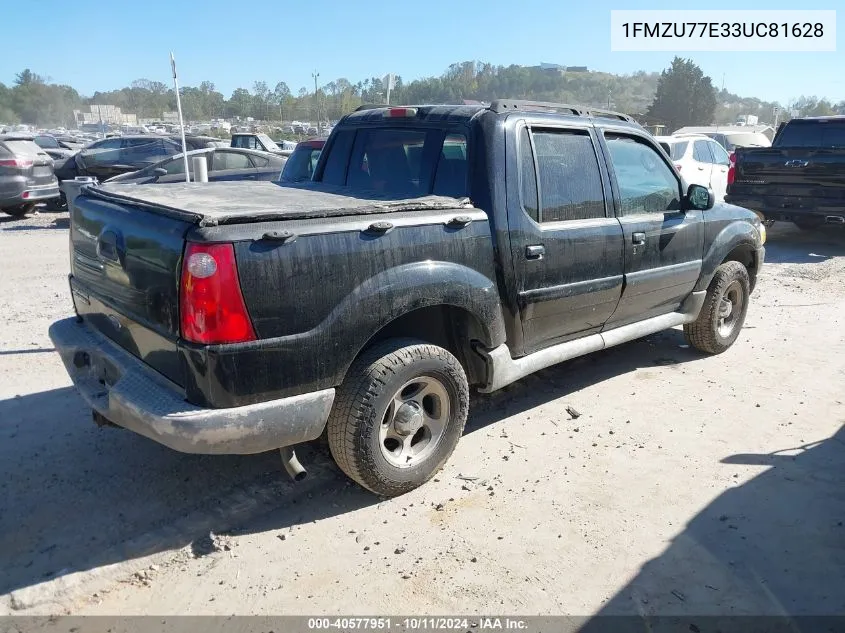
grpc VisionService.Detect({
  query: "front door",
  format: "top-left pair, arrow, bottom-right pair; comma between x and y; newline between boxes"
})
599,131 -> 705,327
691,139 -> 715,189
708,140 -> 731,201
508,123 -> 624,354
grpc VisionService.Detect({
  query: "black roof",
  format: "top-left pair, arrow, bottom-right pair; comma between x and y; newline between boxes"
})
345,100 -> 641,128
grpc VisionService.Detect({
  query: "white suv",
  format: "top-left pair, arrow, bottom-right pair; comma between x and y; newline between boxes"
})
655,134 -> 732,202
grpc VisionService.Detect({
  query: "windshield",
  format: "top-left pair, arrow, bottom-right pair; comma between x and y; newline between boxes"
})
256,134 -> 279,151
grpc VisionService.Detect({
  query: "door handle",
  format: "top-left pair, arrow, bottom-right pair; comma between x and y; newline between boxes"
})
632,232 -> 646,246
525,245 -> 545,260
697,166 -> 705,171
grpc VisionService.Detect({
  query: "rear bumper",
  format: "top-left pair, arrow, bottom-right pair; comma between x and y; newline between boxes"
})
48,317 -> 335,455
0,184 -> 60,207
725,194 -> 845,223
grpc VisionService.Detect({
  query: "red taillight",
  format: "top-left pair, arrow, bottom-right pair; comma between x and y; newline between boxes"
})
0,158 -> 33,168
383,107 -> 418,118
727,152 -> 736,185
179,242 -> 256,344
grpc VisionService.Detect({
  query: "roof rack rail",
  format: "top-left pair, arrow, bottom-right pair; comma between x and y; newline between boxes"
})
354,103 -> 391,112
488,99 -> 633,122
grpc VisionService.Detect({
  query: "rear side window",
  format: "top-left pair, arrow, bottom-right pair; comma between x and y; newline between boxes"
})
668,141 -> 688,160
214,150 -> 251,170
776,121 -> 845,148
530,129 -> 606,222
432,134 -> 468,197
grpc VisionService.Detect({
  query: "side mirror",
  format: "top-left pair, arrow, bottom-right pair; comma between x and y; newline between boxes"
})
685,183 -> 714,211
152,167 -> 168,177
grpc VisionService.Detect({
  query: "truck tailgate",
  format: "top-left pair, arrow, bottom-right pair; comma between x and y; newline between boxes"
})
69,189 -> 193,385
734,147 -> 845,200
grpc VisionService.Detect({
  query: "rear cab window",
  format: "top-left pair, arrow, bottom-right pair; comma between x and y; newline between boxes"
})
320,127 -> 469,198
776,120 -> 845,147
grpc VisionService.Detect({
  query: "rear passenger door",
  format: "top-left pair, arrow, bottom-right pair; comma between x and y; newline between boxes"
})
508,123 -> 624,354
599,131 -> 704,327
708,140 -> 731,201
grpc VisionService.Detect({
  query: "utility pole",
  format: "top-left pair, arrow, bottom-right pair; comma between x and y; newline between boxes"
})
312,70 -> 320,125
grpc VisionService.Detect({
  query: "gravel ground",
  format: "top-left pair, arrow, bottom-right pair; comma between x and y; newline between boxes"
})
1,209 -> 843,617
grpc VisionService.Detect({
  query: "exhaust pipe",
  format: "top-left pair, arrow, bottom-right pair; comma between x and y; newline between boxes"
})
280,446 -> 307,481
825,216 -> 845,224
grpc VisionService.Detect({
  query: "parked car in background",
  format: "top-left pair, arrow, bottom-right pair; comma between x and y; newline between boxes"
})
55,135 -> 220,182
656,134 -> 731,201
727,115 -> 845,230
230,133 -> 287,156
279,138 -> 325,182
0,138 -> 59,216
0,133 -> 81,161
674,126 -> 773,150
105,147 -> 285,184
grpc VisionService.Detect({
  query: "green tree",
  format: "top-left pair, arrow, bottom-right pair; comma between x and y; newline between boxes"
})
646,57 -> 716,131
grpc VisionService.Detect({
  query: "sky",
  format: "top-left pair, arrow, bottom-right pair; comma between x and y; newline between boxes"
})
2,0 -> 842,106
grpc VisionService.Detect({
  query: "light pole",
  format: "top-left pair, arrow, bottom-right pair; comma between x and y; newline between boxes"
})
312,70 -> 320,124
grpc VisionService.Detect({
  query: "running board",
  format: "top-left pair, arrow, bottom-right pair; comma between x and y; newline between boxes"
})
477,291 -> 706,393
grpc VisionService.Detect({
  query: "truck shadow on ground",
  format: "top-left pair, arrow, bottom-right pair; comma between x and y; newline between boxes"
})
763,223 -> 845,264
578,424 -> 845,627
0,328 -> 703,603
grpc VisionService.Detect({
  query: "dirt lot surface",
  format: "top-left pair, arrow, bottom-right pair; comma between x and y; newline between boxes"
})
1,209 -> 843,618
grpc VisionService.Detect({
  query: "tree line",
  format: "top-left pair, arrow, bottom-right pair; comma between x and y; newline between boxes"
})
2,59 -> 842,130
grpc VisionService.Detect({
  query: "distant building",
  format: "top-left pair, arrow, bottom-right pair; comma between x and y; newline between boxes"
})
74,105 -> 137,126
533,63 -> 589,74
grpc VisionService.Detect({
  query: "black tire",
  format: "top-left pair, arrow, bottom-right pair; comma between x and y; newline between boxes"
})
45,192 -> 67,212
793,217 -> 823,231
326,338 -> 469,497
684,261 -> 750,355
3,204 -> 34,218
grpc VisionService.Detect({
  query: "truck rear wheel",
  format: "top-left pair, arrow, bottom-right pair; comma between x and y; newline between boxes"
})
684,261 -> 750,354
326,338 -> 469,497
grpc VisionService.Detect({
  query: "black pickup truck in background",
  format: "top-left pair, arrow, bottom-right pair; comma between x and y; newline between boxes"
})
726,116 -> 845,230
49,101 -> 765,497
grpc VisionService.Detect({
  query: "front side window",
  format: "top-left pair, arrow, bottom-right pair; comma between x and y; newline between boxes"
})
710,142 -> 731,166
693,140 -> 714,163
214,151 -> 251,170
531,129 -> 606,222
605,134 -> 681,215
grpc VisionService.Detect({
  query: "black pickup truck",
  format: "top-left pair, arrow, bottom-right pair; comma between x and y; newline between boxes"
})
49,101 -> 766,496
726,115 -> 845,229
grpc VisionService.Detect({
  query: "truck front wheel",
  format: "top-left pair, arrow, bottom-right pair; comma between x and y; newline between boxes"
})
326,338 -> 469,497
684,261 -> 750,354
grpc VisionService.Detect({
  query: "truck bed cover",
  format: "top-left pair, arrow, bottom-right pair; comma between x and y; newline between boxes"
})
84,181 -> 472,226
